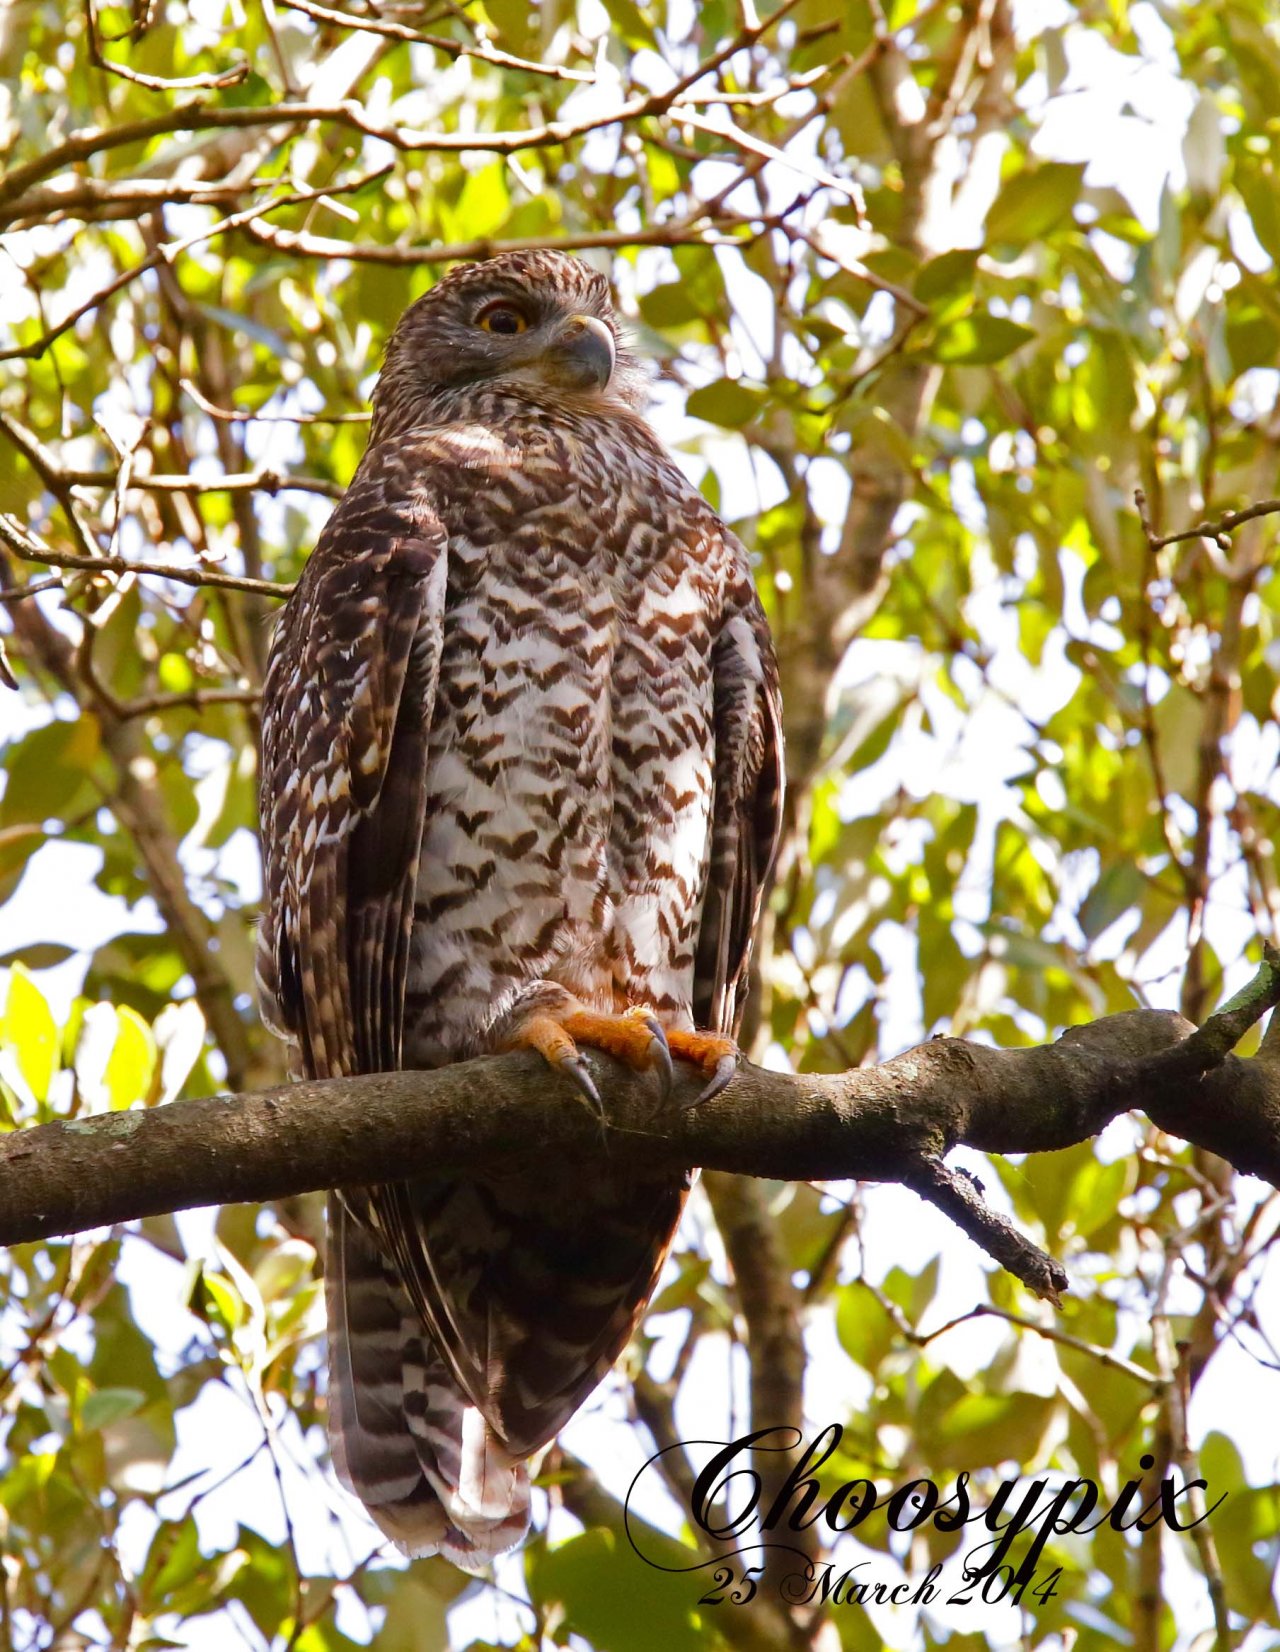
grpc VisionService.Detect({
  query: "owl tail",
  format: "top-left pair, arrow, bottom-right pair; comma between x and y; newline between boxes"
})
325,1195 -> 530,1566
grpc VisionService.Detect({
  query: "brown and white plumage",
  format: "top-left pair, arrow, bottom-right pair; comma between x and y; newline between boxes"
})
256,250 -> 783,1563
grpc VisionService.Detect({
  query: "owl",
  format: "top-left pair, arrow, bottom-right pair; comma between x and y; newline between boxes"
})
256,250 -> 783,1564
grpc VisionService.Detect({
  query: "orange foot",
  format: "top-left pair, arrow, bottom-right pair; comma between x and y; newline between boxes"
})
500,1004 -> 673,1114
666,1028 -> 739,1107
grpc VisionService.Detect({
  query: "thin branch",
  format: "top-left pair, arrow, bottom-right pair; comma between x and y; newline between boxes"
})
0,574 -> 62,605
1,576 -> 259,1088
108,684 -> 262,719
902,1157 -> 1068,1304
703,1170 -> 817,1597
677,105 -> 861,207
237,213 -> 769,265
1135,487 -> 1280,552
84,0 -> 250,91
279,0 -> 595,81
180,379 -> 371,425
795,225 -> 930,316
0,516 -> 293,600
0,177 -> 256,231
0,413 -> 99,562
57,468 -> 344,499
917,1300 -> 1161,1385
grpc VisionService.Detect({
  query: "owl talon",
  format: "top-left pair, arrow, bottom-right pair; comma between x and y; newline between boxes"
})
692,1051 -> 738,1108
503,1003 -> 674,1113
559,1052 -> 603,1115
560,1005 -> 674,1096
642,1013 -> 674,1102
501,1009 -> 603,1114
664,1029 -> 740,1107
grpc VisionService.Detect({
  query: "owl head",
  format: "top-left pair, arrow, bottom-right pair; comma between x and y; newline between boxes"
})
371,250 -> 646,441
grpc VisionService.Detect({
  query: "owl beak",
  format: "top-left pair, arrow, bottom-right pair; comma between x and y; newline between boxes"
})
546,314 -> 615,391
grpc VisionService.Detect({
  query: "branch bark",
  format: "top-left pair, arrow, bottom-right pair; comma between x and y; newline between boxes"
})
5,982 -> 1280,1256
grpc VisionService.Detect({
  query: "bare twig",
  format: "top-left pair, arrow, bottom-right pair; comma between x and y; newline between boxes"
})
237,216 -> 761,265
0,574 -> 62,605
0,413 -> 100,562
903,1156 -> 1068,1303
83,0 -> 249,91
677,105 -> 861,206
1,177 -> 255,231
280,0 -> 594,80
180,379 -> 371,425
58,468 -> 344,499
0,516 -> 293,600
1135,487 -> 1280,553
917,1300 -> 1161,1385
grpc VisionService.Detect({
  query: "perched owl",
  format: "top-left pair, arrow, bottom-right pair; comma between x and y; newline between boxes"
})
256,250 -> 783,1564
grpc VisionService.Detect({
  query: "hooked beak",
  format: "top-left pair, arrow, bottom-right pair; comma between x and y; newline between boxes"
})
544,313 -> 615,391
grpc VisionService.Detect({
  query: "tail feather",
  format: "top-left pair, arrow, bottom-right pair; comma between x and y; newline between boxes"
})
326,1194 -> 529,1564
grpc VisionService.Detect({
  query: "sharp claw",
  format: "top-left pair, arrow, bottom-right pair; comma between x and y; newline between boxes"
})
559,1053 -> 602,1115
688,1051 -> 738,1108
643,1014 -> 674,1102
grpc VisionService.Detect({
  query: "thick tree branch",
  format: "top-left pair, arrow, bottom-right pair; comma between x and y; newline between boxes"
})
5,975 -> 1280,1261
703,1171 -> 817,1631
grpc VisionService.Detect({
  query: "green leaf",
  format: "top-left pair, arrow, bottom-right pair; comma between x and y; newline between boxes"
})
81,1387 -> 147,1432
195,302 -> 292,358
529,1527 -> 704,1652
0,716 -> 101,829
835,1282 -> 896,1373
1063,1153 -> 1133,1241
930,1390 -> 1058,1469
0,942 -> 73,970
1078,860 -> 1147,941
0,824 -> 45,905
2,962 -> 60,1103
452,163 -> 510,241
929,315 -> 1036,365
197,1269 -> 244,1335
602,0 -> 657,48
361,1558 -> 471,1646
157,652 -> 195,693
367,1571 -> 450,1652
915,248 -> 979,305
685,380 -> 766,428
1238,168 -> 1280,265
639,282 -> 704,329
103,1005 -> 157,1109
986,161 -> 1085,246
0,1451 -> 57,1512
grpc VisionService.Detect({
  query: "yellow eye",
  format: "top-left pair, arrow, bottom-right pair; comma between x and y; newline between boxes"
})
477,303 -> 528,336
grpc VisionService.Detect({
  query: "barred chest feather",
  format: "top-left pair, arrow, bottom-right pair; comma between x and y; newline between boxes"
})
399,405 -> 731,1066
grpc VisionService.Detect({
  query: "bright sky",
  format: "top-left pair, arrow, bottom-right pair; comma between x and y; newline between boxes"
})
1,3 -> 1276,1648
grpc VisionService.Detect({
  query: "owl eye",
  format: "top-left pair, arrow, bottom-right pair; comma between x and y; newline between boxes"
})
476,303 -> 529,336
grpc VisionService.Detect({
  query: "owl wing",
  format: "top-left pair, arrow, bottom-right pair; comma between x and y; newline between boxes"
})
692,574 -> 786,1040
257,458 -> 448,1081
